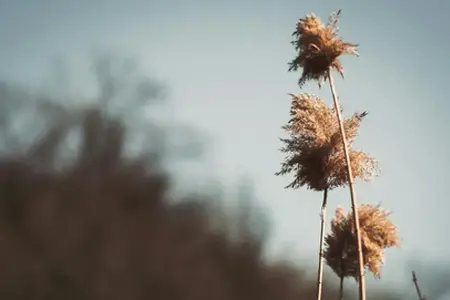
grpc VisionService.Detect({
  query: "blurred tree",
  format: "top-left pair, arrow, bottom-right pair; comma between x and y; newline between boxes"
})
0,53 -> 209,172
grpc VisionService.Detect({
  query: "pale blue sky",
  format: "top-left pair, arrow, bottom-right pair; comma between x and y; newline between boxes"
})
1,0 -> 449,296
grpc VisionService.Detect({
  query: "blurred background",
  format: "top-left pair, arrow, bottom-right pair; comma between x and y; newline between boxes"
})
0,0 -> 449,299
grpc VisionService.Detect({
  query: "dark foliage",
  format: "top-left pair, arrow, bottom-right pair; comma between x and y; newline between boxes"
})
0,109 -> 403,300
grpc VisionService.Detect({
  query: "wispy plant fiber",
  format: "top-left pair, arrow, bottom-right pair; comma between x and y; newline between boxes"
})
276,94 -> 378,191
288,10 -> 359,87
324,205 -> 400,279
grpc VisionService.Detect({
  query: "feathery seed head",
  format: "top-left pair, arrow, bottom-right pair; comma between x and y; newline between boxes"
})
276,94 -> 379,191
324,205 -> 400,279
288,10 -> 358,88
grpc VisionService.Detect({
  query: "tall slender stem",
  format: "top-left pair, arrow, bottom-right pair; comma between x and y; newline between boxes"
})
412,271 -> 426,300
316,188 -> 328,300
339,274 -> 344,300
326,70 -> 366,300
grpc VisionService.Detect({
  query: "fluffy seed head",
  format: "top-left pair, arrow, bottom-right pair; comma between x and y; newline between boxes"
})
288,10 -> 359,88
276,94 -> 379,191
324,205 -> 400,279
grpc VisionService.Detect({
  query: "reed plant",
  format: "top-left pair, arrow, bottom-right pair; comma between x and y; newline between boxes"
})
277,93 -> 378,300
286,9 -> 368,300
324,205 -> 400,299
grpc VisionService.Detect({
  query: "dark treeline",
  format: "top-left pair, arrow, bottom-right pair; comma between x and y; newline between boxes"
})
0,55 -> 433,300
0,106 -> 401,300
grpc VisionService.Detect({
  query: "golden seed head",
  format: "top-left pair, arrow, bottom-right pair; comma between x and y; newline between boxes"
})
288,10 -> 359,87
276,94 -> 379,191
324,205 -> 400,279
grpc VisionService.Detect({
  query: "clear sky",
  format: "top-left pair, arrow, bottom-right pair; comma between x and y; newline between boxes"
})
1,0 -> 449,296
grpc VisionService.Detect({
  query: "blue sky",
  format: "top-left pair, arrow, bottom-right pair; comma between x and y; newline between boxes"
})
1,0 -> 449,295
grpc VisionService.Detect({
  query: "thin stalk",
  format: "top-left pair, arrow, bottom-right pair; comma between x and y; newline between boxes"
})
339,274 -> 344,300
316,188 -> 329,300
326,69 -> 366,300
412,271 -> 426,300
338,237 -> 347,300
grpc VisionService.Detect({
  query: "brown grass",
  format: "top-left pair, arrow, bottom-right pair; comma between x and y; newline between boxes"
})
288,10 -> 358,87
324,205 -> 400,280
276,93 -> 379,191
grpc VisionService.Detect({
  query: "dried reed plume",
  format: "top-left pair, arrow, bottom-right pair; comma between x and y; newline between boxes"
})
287,9 -> 366,300
324,205 -> 400,299
277,94 -> 378,191
276,93 -> 378,300
288,9 -> 358,88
